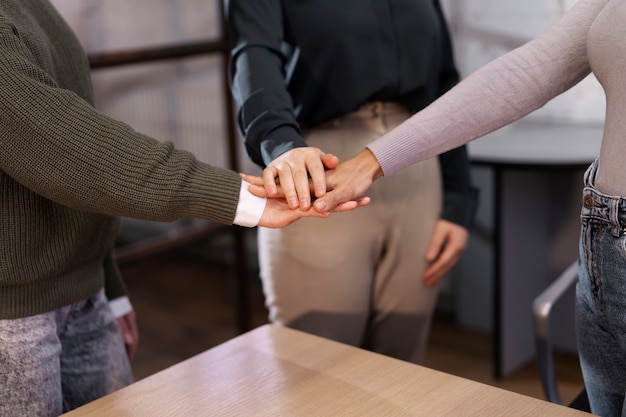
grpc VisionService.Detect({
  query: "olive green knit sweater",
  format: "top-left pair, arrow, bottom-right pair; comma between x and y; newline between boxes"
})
0,0 -> 242,318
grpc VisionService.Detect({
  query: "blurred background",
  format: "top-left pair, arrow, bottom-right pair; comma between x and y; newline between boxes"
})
49,0 -> 596,404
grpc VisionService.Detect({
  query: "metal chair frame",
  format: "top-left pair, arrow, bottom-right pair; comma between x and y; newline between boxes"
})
532,260 -> 589,411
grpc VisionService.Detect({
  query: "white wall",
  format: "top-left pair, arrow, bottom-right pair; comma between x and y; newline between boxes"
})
441,0 -> 605,125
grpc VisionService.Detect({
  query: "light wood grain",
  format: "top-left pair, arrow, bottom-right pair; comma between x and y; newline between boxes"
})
63,324 -> 594,416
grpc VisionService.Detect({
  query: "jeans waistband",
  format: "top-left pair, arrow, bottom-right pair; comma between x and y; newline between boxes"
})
582,157 -> 626,236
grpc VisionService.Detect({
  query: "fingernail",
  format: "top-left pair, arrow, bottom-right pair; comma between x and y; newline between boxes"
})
315,200 -> 327,211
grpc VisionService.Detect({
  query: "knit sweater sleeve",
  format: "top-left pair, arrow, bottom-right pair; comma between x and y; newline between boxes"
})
367,0 -> 606,176
0,19 -> 241,225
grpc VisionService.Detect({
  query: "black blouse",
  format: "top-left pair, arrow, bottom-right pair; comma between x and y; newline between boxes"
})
226,0 -> 477,228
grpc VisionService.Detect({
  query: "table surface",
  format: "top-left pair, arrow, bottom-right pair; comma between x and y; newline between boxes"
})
62,324 -> 594,416
468,120 -> 603,165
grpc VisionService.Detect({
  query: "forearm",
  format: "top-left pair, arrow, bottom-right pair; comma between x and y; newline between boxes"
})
0,18 -> 243,225
232,49 -> 304,167
0,76 -> 242,222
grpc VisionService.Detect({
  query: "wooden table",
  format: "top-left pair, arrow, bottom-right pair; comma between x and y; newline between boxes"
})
63,324 -> 594,416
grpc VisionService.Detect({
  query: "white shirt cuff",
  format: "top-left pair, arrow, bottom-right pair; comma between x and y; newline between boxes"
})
109,296 -> 133,318
233,180 -> 267,227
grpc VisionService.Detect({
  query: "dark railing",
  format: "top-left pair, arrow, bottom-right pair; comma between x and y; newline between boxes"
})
88,40 -> 226,70
89,5 -> 251,333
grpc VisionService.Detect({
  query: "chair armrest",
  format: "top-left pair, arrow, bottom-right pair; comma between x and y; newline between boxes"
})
531,260 -> 579,404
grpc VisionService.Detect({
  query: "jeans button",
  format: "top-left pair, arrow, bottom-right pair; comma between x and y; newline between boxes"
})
583,194 -> 594,209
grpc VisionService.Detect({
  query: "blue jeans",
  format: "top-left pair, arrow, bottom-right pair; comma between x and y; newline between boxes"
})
0,289 -> 133,416
577,158 -> 626,417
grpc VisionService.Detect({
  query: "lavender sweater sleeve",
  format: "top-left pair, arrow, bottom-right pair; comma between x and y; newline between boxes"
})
367,0 -> 606,176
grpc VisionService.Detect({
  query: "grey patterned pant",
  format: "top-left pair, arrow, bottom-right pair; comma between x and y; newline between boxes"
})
0,290 -> 133,416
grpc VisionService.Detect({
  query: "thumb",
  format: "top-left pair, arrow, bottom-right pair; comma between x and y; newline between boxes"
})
248,184 -> 272,197
321,153 -> 339,170
425,231 -> 445,261
313,191 -> 340,213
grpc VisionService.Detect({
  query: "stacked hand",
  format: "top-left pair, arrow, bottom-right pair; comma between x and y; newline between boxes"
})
244,147 -> 372,228
244,146 -> 379,207
245,146 -> 469,286
255,193 -> 369,228
243,147 -> 372,229
313,148 -> 383,213
259,147 -> 340,209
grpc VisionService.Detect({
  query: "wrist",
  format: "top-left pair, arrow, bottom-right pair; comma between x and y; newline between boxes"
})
359,148 -> 383,181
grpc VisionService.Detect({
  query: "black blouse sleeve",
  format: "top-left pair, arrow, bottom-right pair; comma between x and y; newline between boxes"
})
225,0 -> 306,168
434,0 -> 478,229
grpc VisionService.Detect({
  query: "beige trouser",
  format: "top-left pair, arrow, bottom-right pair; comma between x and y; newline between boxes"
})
258,102 -> 442,363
